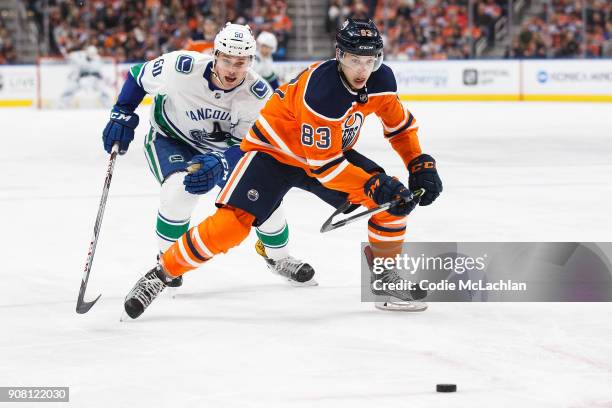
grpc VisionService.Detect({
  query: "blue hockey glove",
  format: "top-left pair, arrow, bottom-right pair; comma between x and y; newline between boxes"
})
364,173 -> 417,216
102,106 -> 139,154
408,154 -> 442,206
183,152 -> 229,195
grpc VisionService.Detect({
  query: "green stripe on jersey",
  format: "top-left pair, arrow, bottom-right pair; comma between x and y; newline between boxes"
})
152,95 -> 178,139
157,215 -> 190,242
130,63 -> 144,79
144,128 -> 163,184
256,224 -> 289,248
152,94 -> 192,146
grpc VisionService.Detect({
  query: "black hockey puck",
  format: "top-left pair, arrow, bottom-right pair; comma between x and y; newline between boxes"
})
436,384 -> 457,393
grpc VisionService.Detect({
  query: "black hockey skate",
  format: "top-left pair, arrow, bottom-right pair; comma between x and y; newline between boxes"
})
123,265 -> 175,319
255,240 -> 317,286
364,245 -> 428,312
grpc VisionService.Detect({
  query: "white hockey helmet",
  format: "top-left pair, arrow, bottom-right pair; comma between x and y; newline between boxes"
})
85,45 -> 98,58
256,31 -> 278,53
214,23 -> 256,57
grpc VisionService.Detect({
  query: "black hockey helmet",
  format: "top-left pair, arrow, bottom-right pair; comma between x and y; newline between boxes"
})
335,18 -> 384,57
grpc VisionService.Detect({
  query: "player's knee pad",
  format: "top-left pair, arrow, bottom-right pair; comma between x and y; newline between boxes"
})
195,207 -> 255,255
159,172 -> 198,220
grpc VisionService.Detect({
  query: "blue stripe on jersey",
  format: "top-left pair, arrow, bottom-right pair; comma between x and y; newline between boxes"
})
385,113 -> 414,139
310,156 -> 346,175
157,211 -> 190,225
274,89 -> 285,99
185,230 -> 208,261
251,123 -> 272,145
368,220 -> 406,233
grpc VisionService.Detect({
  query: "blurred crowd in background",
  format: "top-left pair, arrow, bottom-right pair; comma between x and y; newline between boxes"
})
328,0 -> 506,60
19,0 -> 291,62
508,0 -> 611,58
0,0 -> 610,63
0,16 -> 18,63
328,0 -> 611,59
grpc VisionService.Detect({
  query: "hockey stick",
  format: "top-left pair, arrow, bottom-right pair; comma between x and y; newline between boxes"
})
76,143 -> 120,314
320,188 -> 425,233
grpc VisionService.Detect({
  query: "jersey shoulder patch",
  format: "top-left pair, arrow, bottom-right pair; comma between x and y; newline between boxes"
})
250,79 -> 271,99
175,54 -> 194,74
304,60 -> 355,120
367,63 -> 397,94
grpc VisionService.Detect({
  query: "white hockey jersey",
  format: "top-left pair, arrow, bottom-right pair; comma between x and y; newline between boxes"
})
130,51 -> 272,153
66,50 -> 104,78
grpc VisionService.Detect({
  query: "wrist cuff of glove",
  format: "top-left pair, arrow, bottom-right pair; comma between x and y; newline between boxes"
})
209,151 -> 230,182
110,107 -> 139,129
408,154 -> 436,174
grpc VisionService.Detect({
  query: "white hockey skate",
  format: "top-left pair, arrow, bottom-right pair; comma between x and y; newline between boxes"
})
256,240 -> 318,286
364,246 -> 428,312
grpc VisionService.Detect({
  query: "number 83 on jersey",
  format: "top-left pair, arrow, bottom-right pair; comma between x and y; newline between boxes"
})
301,124 -> 331,149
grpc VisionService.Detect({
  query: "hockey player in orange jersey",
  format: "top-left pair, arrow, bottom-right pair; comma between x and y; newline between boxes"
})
123,19 -> 443,319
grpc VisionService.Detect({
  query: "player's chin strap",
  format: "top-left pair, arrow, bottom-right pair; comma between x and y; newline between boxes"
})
337,62 -> 369,104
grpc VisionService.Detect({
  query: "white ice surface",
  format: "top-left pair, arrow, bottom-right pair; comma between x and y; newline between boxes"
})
1,102 -> 611,407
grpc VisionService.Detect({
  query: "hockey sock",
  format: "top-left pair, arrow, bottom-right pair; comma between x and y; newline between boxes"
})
161,207 -> 255,277
256,223 -> 290,260
156,212 -> 190,252
156,172 -> 198,251
256,206 -> 290,260
368,213 -> 407,259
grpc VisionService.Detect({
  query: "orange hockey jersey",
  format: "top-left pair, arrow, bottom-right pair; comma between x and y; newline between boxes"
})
240,60 -> 422,204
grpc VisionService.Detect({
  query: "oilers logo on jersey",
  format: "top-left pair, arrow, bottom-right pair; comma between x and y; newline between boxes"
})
341,112 -> 363,150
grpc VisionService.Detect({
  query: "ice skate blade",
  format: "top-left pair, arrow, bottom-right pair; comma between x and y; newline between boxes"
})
168,287 -> 179,299
288,278 -> 319,287
375,301 -> 428,312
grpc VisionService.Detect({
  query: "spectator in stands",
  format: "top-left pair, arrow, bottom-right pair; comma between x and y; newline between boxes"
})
349,0 -> 370,20
506,17 -> 547,58
327,0 -> 350,37
0,24 -> 18,64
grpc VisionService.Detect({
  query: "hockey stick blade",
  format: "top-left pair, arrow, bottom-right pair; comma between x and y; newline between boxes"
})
76,292 -> 101,314
76,143 -> 119,314
320,188 -> 425,233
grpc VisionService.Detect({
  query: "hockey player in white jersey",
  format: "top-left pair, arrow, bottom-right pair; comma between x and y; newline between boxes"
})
102,23 -> 315,287
60,45 -> 112,108
253,31 -> 280,89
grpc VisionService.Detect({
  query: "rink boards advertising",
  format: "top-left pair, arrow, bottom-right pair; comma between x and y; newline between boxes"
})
1,59 -> 612,107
